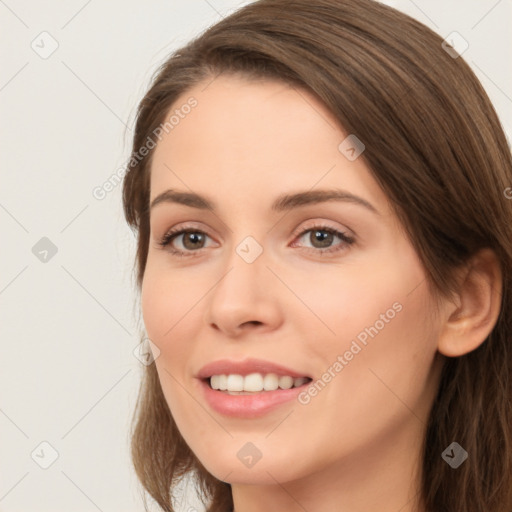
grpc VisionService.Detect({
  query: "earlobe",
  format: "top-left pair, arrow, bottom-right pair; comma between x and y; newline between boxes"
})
437,248 -> 503,358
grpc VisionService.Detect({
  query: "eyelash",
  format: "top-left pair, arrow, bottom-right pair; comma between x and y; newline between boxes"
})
157,223 -> 355,258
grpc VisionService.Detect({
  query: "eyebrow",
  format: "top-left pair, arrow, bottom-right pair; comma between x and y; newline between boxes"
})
150,188 -> 380,215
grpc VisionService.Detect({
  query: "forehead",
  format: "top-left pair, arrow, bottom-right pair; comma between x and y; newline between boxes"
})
148,75 -> 389,218
153,75 -> 342,159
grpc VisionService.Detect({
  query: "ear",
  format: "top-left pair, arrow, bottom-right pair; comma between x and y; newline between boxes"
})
437,248 -> 503,357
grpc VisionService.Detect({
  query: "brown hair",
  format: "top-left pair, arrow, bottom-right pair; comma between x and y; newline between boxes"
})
122,1 -> 512,510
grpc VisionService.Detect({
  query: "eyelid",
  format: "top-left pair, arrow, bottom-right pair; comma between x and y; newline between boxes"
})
157,221 -> 216,239
157,222 -> 219,247
290,218 -> 353,239
158,219 -> 351,244
158,219 -> 356,257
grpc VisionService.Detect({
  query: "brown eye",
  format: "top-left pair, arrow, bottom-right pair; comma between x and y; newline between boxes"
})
291,225 -> 355,256
158,228 -> 213,255
309,229 -> 335,249
180,231 -> 206,250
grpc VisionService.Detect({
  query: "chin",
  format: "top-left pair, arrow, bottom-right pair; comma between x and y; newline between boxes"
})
196,451 -> 308,486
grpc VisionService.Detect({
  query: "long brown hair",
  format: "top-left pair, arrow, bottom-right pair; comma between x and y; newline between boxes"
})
122,1 -> 512,510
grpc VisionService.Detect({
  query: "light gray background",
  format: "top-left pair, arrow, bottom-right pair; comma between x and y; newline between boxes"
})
1,1 -> 511,511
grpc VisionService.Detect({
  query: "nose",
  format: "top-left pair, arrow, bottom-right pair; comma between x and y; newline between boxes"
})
204,248 -> 283,338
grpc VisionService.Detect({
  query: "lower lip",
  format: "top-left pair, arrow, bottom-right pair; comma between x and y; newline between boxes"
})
197,378 -> 310,418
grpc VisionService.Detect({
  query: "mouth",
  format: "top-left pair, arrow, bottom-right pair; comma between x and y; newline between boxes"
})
198,374 -> 314,418
201,373 -> 313,395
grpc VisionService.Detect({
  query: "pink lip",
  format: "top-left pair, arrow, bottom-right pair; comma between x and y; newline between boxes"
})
196,378 -> 311,418
195,357 -> 312,418
196,357 -> 311,380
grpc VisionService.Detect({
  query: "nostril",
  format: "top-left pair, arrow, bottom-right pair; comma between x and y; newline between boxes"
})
243,321 -> 263,327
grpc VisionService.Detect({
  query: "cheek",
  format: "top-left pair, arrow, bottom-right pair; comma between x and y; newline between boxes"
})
140,261 -> 209,399
141,272 -> 168,342
314,271 -> 438,431
299,243 -> 438,414
283,257 -> 417,351
140,268 -> 202,421
285,286 -> 438,477
140,260 -> 200,342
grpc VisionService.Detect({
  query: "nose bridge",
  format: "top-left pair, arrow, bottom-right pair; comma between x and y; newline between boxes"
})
204,230 -> 282,333
215,233 -> 268,301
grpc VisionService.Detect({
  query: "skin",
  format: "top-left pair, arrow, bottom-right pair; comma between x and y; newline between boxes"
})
141,74 -> 502,512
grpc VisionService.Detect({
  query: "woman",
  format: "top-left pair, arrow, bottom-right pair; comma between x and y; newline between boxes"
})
122,0 -> 512,510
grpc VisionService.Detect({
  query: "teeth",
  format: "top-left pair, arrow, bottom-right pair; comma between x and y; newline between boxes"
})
209,373 -> 310,392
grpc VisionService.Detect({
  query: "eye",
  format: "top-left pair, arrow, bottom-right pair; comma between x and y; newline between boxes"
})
291,224 -> 355,255
157,225 -> 214,257
157,222 -> 355,258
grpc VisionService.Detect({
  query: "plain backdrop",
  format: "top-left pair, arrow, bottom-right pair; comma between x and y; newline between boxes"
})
1,1 -> 511,511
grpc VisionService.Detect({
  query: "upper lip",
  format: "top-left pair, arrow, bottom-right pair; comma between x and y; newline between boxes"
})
197,357 -> 312,380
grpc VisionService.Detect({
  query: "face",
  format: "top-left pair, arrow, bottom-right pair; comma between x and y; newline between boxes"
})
141,74 -> 445,487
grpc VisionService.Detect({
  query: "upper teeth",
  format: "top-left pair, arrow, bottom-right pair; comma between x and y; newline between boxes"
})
209,373 -> 310,392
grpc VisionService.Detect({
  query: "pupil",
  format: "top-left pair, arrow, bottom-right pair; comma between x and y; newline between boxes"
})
184,232 -> 203,249
181,230 -> 334,250
312,230 -> 332,248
